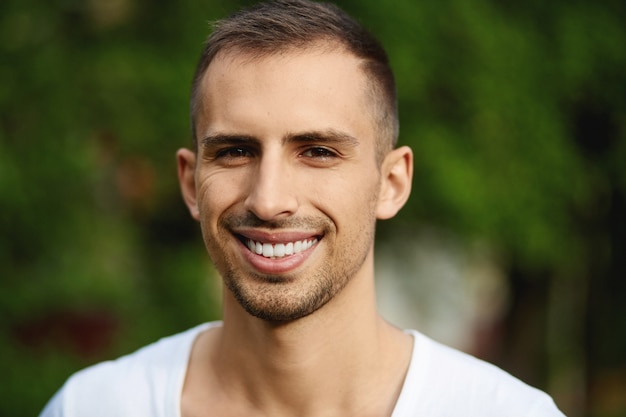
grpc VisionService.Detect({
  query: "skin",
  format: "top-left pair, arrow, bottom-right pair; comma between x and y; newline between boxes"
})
177,44 -> 414,417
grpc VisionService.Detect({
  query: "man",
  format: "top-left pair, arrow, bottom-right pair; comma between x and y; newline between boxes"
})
41,1 -> 566,416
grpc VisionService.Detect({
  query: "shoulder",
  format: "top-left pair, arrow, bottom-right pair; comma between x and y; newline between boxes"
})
39,322 -> 218,417
394,330 -> 566,417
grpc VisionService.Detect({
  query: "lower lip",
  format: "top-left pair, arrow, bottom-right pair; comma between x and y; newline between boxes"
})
237,239 -> 317,275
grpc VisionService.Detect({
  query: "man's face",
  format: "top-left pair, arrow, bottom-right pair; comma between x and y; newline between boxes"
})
187,47 -> 385,322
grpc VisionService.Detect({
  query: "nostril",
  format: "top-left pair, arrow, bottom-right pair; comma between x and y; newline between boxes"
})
244,193 -> 298,221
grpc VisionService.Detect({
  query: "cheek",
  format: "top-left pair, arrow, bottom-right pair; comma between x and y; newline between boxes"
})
198,167 -> 249,201
310,170 -> 380,228
195,176 -> 241,262
195,172 -> 244,225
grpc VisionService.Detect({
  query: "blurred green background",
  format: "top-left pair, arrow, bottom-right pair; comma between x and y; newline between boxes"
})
1,0 -> 624,416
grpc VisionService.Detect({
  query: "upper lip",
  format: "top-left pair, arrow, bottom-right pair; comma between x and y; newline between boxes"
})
233,229 -> 322,245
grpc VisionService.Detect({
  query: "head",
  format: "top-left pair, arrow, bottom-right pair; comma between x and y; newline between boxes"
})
178,0 -> 412,323
189,0 -> 399,162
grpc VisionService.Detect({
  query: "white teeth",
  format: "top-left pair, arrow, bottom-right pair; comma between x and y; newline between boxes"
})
274,243 -> 285,257
245,238 -> 318,259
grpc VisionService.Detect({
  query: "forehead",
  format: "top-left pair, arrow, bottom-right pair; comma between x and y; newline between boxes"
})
195,47 -> 376,145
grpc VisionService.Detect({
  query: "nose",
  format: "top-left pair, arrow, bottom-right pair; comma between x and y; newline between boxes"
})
243,153 -> 298,221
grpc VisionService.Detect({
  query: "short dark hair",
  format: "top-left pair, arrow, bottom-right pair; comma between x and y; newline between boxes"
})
190,0 -> 398,158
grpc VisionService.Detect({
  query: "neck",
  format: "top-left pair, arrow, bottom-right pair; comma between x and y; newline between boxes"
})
185,260 -> 413,417
221,269 -> 381,375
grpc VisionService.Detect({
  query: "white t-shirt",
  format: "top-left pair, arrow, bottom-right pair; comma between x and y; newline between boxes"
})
40,321 -> 565,417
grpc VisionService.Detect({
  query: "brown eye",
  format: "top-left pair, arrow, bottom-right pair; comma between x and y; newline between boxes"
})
301,147 -> 337,159
217,147 -> 252,159
211,146 -> 256,167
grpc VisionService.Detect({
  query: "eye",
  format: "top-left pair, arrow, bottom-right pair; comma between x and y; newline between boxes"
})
300,147 -> 338,159
210,146 -> 255,167
217,147 -> 252,159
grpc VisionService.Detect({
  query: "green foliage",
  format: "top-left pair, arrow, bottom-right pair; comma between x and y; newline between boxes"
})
360,0 -> 626,270
0,0 -> 235,415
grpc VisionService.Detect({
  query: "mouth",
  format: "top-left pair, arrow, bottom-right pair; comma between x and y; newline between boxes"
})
240,236 -> 319,259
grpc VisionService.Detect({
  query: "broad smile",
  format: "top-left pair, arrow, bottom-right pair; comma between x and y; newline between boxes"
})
233,231 -> 322,274
244,238 -> 318,259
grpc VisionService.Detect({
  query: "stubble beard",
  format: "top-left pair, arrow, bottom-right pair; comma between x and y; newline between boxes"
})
207,212 -> 376,323
224,261 -> 340,322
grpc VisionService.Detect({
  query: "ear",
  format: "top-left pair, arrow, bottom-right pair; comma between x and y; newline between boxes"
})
176,148 -> 200,221
376,146 -> 413,220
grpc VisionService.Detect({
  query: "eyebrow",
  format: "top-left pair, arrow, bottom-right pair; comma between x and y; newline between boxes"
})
285,129 -> 360,148
201,134 -> 259,147
201,129 -> 359,148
